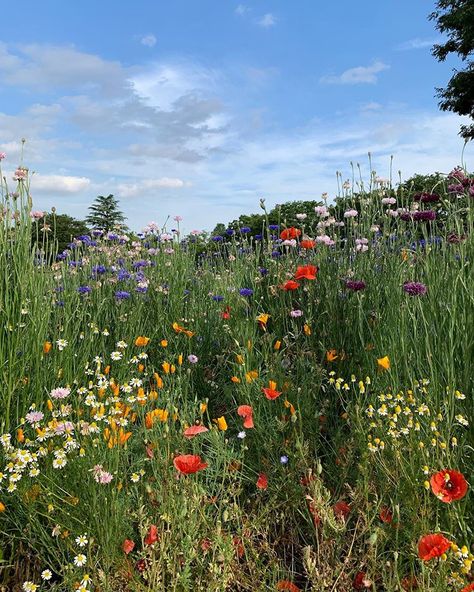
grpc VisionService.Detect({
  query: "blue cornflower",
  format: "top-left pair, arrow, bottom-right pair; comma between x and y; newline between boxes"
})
280,455 -> 289,465
268,224 -> 279,230
212,295 -> 224,302
259,268 -> 268,276
115,290 -> 131,300
225,228 -> 235,236
240,227 -> 251,233
211,235 -> 223,242
239,288 -> 253,297
77,286 -> 92,295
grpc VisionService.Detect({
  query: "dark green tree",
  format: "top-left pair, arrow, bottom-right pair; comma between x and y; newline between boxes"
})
86,194 -> 127,232
430,0 -> 474,140
31,213 -> 90,257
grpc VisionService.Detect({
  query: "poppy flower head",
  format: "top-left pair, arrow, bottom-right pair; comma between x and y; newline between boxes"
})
417,533 -> 451,561
430,469 -> 468,503
333,500 -> 351,520
183,425 -> 209,439
300,239 -> 315,249
262,386 -> 282,400
144,524 -> 159,546
237,405 -> 254,429
280,227 -> 301,240
256,473 -> 268,490
122,539 -> 135,554
276,581 -> 301,592
281,280 -> 300,291
379,507 -> 393,524
294,265 -> 318,281
173,454 -> 208,475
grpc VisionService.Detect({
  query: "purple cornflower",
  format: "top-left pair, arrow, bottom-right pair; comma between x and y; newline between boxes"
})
115,290 -> 131,300
25,410 -> 44,425
239,288 -> 253,297
345,280 -> 366,291
413,192 -> 440,203
403,282 -> 427,296
50,387 -> 70,399
77,286 -> 92,295
413,210 -> 436,221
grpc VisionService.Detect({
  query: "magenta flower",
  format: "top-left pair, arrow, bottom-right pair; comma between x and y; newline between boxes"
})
403,282 -> 427,296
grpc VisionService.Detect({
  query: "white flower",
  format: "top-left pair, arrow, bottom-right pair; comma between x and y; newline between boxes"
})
110,351 -> 123,361
130,473 -> 140,483
74,554 -> 87,567
56,339 -> 68,351
22,582 -> 39,591
237,431 -> 246,439
75,534 -> 89,547
41,569 -> 53,581
116,341 -> 128,349
52,457 -> 67,469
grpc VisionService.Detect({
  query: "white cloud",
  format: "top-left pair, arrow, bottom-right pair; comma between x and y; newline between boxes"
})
257,13 -> 276,28
235,4 -> 249,16
321,61 -> 389,85
32,174 -> 91,194
117,177 -> 186,197
141,34 -> 157,48
396,38 -> 440,51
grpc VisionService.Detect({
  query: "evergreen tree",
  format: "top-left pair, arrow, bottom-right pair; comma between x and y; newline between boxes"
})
31,213 -> 90,260
86,194 -> 127,232
430,0 -> 474,140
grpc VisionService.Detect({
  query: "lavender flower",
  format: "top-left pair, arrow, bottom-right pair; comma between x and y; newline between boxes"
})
403,282 -> 427,296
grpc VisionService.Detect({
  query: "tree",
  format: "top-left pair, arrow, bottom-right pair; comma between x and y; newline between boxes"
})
430,0 -> 474,140
31,213 -> 90,258
86,194 -> 127,232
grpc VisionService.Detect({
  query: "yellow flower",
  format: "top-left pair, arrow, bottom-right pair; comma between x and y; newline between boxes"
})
274,340 -> 281,351
303,324 -> 311,336
160,340 -> 168,348
377,356 -> 390,371
134,336 -> 150,346
236,354 -> 244,365
200,402 -> 208,413
326,349 -> 338,362
245,370 -> 258,383
256,313 -> 270,329
231,376 -> 241,384
43,341 -> 52,354
215,416 -> 228,431
178,354 -> 183,366
0,501 -> 5,512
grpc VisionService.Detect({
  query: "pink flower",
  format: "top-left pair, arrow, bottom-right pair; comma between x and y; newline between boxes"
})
29,210 -> 45,220
0,152 -> 6,161
344,209 -> 358,218
92,464 -> 113,484
173,216 -> 183,222
50,387 -> 70,399
25,410 -> 44,425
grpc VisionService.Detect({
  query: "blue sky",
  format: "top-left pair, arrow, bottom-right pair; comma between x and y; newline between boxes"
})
0,0 -> 472,232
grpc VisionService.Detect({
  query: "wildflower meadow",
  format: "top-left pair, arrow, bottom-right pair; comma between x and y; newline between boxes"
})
0,154 -> 473,592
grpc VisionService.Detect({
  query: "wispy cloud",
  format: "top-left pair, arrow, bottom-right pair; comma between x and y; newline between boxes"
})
32,174 -> 91,194
117,177 -> 186,198
141,34 -> 157,48
235,4 -> 250,16
320,61 -> 389,85
396,37 -> 440,51
257,13 -> 276,28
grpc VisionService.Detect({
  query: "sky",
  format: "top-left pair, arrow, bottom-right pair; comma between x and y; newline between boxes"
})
0,0 -> 472,233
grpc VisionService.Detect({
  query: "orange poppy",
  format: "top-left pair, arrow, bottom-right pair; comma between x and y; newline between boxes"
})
280,227 -> 301,240
430,469 -> 468,503
281,280 -> 300,291
237,405 -> 254,428
144,525 -> 159,546
262,386 -> 282,400
417,533 -> 451,561
43,341 -> 52,354
256,473 -> 268,490
222,306 -> 231,319
326,349 -> 338,362
183,425 -> 209,438
294,265 -> 318,280
300,239 -> 315,249
276,581 -> 301,592
173,454 -> 208,475
379,507 -> 393,524
461,584 -> 474,592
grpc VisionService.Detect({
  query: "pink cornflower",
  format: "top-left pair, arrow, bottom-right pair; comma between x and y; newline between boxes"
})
290,310 -> 303,318
344,209 -> 358,218
0,152 -> 6,161
92,464 -> 113,484
29,210 -> 45,220
173,216 -> 183,222
25,410 -> 44,425
50,387 -> 70,399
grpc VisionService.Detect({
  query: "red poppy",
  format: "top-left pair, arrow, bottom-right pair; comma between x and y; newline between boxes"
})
237,405 -> 254,428
333,500 -> 351,520
256,473 -> 268,490
222,306 -> 231,319
281,280 -> 300,291
183,425 -> 209,438
173,454 -> 208,475
294,265 -> 318,280
276,581 -> 301,592
353,571 -> 370,589
300,239 -> 316,249
200,538 -> 212,552
232,535 -> 245,558
379,507 -> 393,524
417,533 -> 451,561
461,583 -> 474,592
262,387 -> 282,400
430,469 -> 468,503
122,539 -> 135,554
280,227 -> 301,240
144,524 -> 159,546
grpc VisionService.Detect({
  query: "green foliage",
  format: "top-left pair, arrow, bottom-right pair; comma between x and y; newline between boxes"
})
430,0 -> 474,140
32,213 -> 90,256
86,194 -> 127,232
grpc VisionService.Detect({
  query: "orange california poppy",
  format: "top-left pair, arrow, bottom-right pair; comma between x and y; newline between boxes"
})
173,454 -> 208,475
43,341 -> 52,354
417,533 -> 451,561
237,405 -> 254,428
280,227 -> 301,240
144,524 -> 159,546
430,469 -> 468,503
281,280 -> 300,291
122,539 -> 135,554
326,349 -> 338,362
256,473 -> 268,490
134,336 -> 150,346
262,387 -> 282,400
183,425 -> 209,439
276,581 -> 301,592
294,265 -> 318,280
